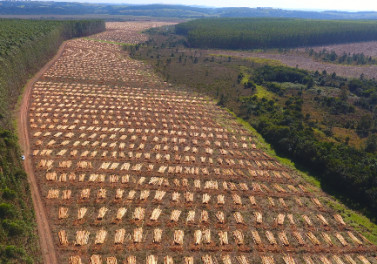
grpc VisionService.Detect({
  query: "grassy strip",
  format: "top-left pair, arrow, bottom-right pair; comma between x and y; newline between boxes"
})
224,107 -> 377,245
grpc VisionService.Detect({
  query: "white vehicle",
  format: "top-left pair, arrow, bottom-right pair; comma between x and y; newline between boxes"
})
21,155 -> 25,161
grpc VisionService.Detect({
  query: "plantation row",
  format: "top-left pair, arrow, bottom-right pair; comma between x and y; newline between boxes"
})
67,254 -> 375,264
175,18 -> 377,49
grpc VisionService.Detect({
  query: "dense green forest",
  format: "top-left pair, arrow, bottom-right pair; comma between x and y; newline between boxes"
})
129,29 -> 377,226
176,18 -> 377,49
0,19 -> 104,263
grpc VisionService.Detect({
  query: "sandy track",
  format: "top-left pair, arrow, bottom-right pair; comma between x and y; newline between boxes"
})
17,42 -> 68,264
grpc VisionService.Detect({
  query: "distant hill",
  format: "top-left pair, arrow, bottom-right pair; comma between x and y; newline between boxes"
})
1,1 -> 377,19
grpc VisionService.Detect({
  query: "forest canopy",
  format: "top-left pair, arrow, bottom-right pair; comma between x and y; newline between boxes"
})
175,18 -> 377,49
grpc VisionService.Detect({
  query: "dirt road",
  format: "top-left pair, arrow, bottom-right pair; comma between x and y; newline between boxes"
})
17,42 -> 67,264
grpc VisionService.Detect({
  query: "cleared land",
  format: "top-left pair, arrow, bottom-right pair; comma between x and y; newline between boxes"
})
297,41 -> 377,58
209,49 -> 377,80
23,22 -> 377,263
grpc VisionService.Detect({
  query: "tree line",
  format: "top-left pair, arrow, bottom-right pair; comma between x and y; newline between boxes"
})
0,19 -> 105,263
176,18 -> 377,49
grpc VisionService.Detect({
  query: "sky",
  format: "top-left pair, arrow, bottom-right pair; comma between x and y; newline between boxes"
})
66,0 -> 377,12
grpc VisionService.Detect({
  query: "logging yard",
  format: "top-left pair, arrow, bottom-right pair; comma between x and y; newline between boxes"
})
20,21 -> 377,264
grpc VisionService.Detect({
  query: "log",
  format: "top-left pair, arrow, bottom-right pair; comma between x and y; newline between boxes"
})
283,255 -> 295,264
251,230 -> 262,245
58,230 -> 68,246
186,210 -> 195,223
80,189 -> 90,199
47,189 -> 59,199
261,256 -> 275,264
306,232 -> 320,246
292,232 -> 305,246
140,190 -> 150,200
115,189 -> 124,199
97,188 -> 107,199
317,214 -> 329,226
97,207 -> 108,220
278,232 -> 289,246
153,228 -> 162,244
75,230 -> 90,246
133,227 -> 143,243
154,190 -> 166,201
202,255 -> 213,264
194,230 -> 202,245
332,255 -> 345,264
232,194 -> 242,205
90,255 -> 102,264
218,231 -> 228,245
69,256 -> 82,264
203,229 -> 211,244
200,210 -> 209,223
202,193 -> 211,204
302,215 -> 313,226
303,256 -> 315,264
127,190 -> 136,200
319,256 -> 331,264
276,214 -> 285,226
126,256 -> 136,264
184,192 -> 194,203
233,230 -> 244,245
146,255 -> 158,264
266,231 -> 277,245
335,232 -> 348,246
234,212 -> 244,224
358,256 -> 371,264
107,257 -> 117,264
321,232 -> 333,246
172,192 -> 180,202
347,232 -> 363,246
114,229 -> 125,244
173,230 -> 184,245
344,255 -> 356,264
216,211 -> 225,224
150,208 -> 162,221
133,207 -> 145,221
116,208 -> 127,220
254,212 -> 263,224
170,210 -> 181,222
237,256 -> 249,264
95,229 -> 107,244
78,207 -> 87,220
58,207 -> 69,219
164,256 -> 174,264
249,196 -> 257,206
217,195 -> 225,205
184,257 -> 194,264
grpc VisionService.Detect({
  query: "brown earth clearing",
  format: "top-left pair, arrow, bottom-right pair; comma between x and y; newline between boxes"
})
210,47 -> 377,79
19,22 -> 377,264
